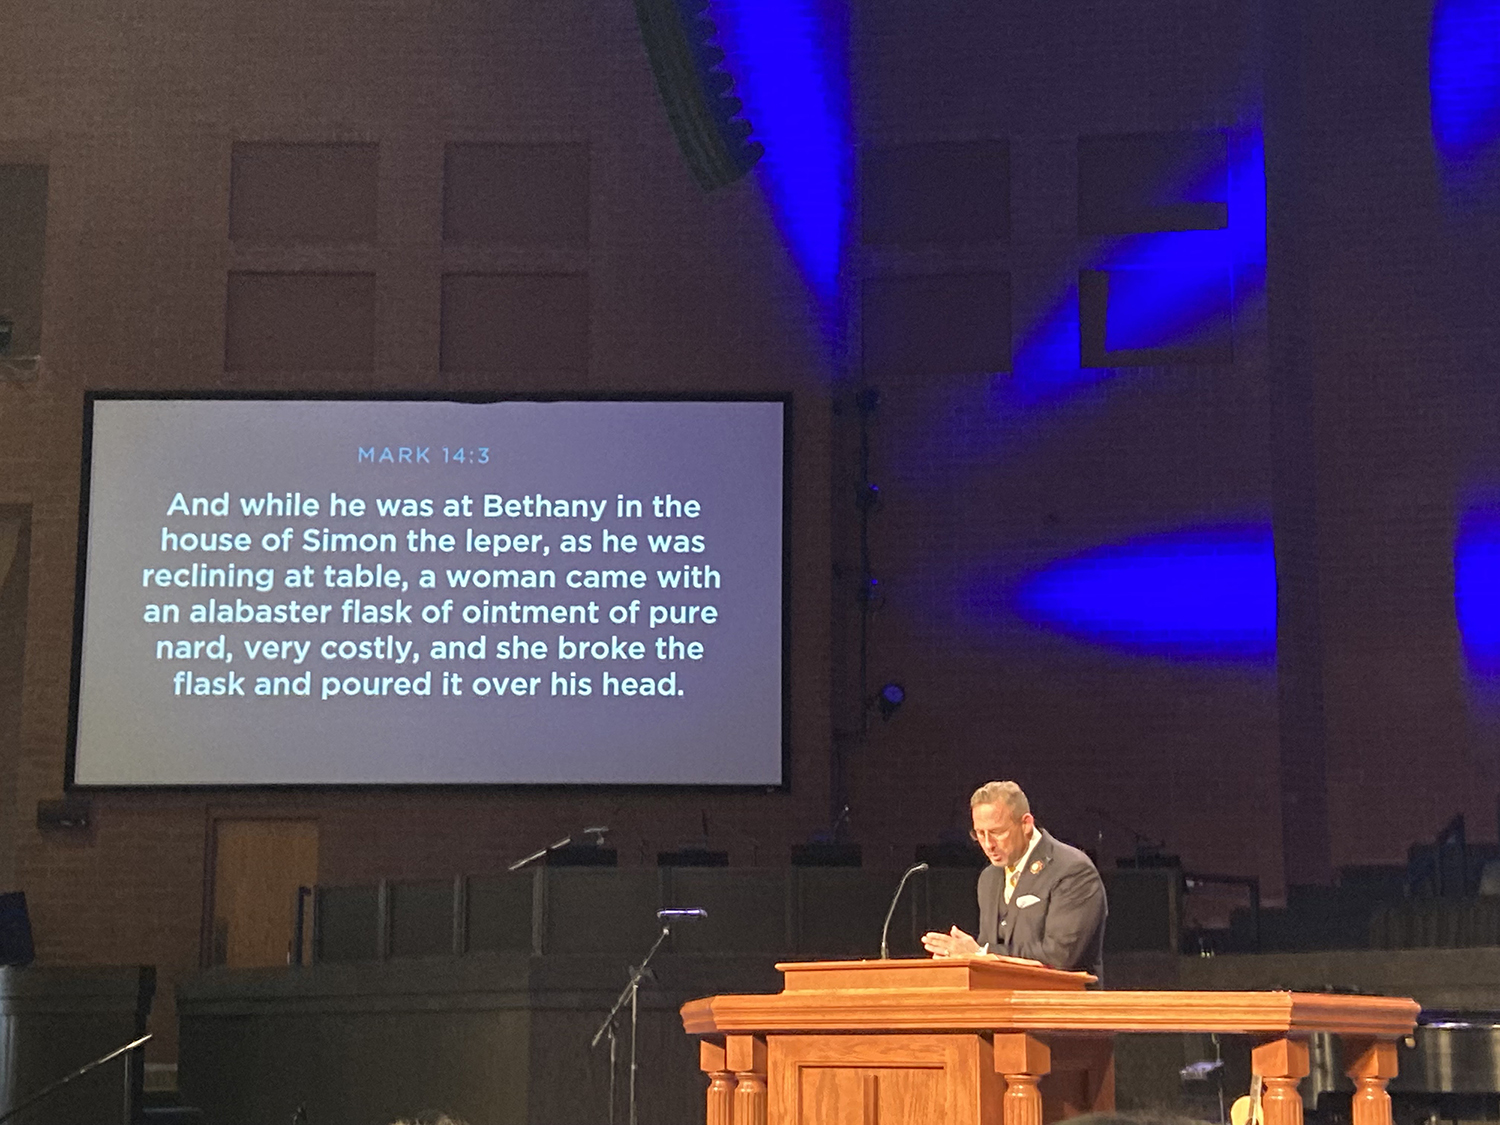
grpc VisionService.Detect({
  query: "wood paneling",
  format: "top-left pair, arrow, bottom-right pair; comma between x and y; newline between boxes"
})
773,1034 -> 998,1125
177,954 -> 778,1125
210,819 -> 318,969
685,960 -> 1418,1125
684,983 -> 1421,1036
0,966 -> 153,1125
389,879 -> 455,958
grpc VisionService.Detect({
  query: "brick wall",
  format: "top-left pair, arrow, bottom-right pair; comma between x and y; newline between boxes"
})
0,0 -> 835,1061
0,0 -> 1495,1067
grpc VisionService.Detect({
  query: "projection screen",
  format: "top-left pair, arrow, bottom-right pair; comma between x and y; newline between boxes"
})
68,395 -> 788,786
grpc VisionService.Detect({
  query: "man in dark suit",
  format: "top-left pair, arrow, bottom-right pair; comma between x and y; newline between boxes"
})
922,781 -> 1107,984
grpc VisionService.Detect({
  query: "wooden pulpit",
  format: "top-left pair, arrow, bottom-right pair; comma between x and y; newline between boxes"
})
680,958 -> 1419,1125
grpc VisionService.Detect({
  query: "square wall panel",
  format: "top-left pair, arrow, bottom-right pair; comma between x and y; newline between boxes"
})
794,869 -> 903,957
1079,267 -> 1233,365
440,273 -> 588,374
1104,266 -> 1232,351
443,143 -> 589,247
224,272 -> 376,372
388,881 -> 453,958
861,141 -> 1009,247
542,869 -> 660,955
666,868 -> 788,954
1078,130 -> 1228,234
862,272 -> 1011,378
229,143 -> 379,245
313,885 -> 380,962
465,875 -> 534,953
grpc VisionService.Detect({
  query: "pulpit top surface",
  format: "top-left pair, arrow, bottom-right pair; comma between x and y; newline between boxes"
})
774,957 -> 1092,993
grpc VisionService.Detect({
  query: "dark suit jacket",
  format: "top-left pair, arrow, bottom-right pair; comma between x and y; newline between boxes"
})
976,828 -> 1107,984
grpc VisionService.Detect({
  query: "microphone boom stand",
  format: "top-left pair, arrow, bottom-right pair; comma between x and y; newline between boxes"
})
590,922 -> 673,1125
508,827 -> 610,873
507,835 -> 572,872
0,1033 -> 151,1125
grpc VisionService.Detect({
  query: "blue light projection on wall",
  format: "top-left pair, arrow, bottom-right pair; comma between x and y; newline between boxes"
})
711,0 -> 850,323
1010,524 -> 1277,660
1102,258 -> 1234,353
1456,506 -> 1500,673
1006,132 -> 1267,405
1431,0 -> 1500,181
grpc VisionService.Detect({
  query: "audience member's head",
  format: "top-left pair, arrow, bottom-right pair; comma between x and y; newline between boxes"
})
389,1114 -> 467,1125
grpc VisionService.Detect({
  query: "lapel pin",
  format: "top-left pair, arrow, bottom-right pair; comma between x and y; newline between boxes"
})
1030,860 -> 1044,875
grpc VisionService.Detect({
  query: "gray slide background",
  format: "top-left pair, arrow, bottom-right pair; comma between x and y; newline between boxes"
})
73,399 -> 785,785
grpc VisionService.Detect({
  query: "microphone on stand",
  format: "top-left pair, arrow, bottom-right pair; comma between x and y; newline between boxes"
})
591,903 -> 711,1125
508,836 -> 572,872
507,826 -> 612,872
880,862 -> 929,959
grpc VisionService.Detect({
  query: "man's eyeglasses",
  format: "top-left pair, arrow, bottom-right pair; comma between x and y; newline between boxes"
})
969,827 -> 1015,845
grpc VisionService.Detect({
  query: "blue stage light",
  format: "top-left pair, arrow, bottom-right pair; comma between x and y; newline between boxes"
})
1011,524 -> 1276,660
1457,507 -> 1500,672
876,681 -> 905,720
1102,257 -> 1233,352
1009,132 -> 1266,405
711,0 -> 850,320
1431,0 -> 1500,168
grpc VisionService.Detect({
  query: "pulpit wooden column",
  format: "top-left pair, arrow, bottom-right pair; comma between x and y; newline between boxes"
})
1252,1038 -> 1310,1125
700,1041 -> 736,1125
995,1033 -> 1050,1125
1342,1036 -> 1399,1125
682,958 -> 1419,1125
728,1035 -> 767,1125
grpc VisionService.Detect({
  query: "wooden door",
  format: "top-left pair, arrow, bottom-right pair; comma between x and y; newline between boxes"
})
209,819 -> 318,968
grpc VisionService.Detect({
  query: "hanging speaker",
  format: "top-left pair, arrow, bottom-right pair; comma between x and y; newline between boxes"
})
634,0 -> 764,190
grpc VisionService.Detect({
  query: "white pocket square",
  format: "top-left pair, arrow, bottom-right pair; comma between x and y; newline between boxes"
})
1015,894 -> 1041,908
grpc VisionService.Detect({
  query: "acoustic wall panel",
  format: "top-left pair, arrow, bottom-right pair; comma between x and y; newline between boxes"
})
442,143 -> 589,248
1078,131 -> 1229,235
229,143 -> 379,246
861,140 -> 1010,247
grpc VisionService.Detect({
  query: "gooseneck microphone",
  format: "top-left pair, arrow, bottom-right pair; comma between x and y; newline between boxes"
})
880,862 -> 929,959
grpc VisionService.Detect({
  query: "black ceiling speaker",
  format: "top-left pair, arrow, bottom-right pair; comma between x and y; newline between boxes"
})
634,0 -> 764,190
